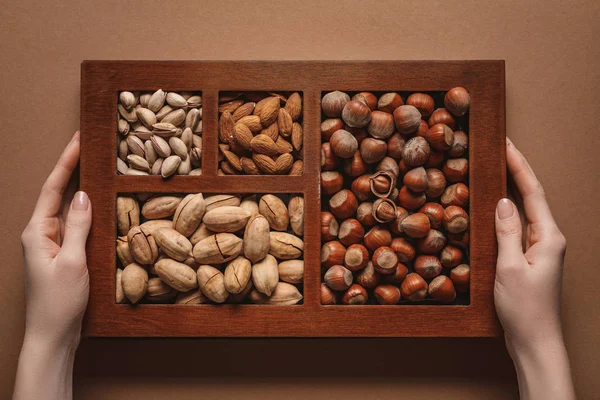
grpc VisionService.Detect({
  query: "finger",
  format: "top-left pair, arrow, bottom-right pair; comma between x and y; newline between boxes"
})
60,191 -> 92,267
32,131 -> 80,220
505,138 -> 556,227
495,198 -> 525,268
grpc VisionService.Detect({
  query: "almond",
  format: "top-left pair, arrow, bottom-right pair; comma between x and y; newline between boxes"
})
291,122 -> 303,151
275,137 -> 293,154
222,150 -> 242,171
219,99 -> 244,114
232,102 -> 256,121
233,123 -> 253,150
275,153 -> 293,174
241,157 -> 260,175
250,134 -> 278,156
237,115 -> 262,133
219,111 -> 235,142
289,160 -> 303,176
258,96 -> 280,126
252,154 -> 277,174
285,92 -> 302,121
277,108 -> 293,137
260,121 -> 279,142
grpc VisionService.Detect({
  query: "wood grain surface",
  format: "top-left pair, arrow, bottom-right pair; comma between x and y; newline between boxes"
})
81,61 -> 505,337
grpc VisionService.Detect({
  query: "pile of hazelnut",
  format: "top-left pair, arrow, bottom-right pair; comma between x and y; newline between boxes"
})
320,88 -> 471,305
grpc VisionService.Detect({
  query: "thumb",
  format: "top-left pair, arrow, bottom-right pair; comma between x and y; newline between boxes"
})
495,198 -> 524,271
62,191 -> 92,262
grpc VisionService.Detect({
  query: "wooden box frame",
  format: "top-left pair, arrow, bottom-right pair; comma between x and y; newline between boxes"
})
80,61 -> 506,337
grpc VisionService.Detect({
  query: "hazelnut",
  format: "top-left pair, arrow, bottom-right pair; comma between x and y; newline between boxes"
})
402,136 -> 431,167
372,246 -> 398,274
322,91 -> 350,118
440,183 -> 469,208
376,157 -> 400,177
321,283 -> 338,305
374,285 -> 401,305
321,171 -> 344,195
424,168 -> 447,198
403,166 -> 429,193
342,284 -> 369,305
416,229 -> 447,254
424,149 -> 445,168
389,206 -> 409,235
406,93 -> 435,117
393,105 -> 422,134
321,241 -> 346,269
356,261 -> 381,289
377,92 -> 404,114
367,110 -> 395,139
363,225 -> 392,251
443,205 -> 469,233
442,158 -> 469,183
330,129 -> 359,158
428,108 -> 456,130
386,133 -> 405,160
414,255 -> 442,279
345,126 -> 368,144
444,87 -> 470,117
321,212 -> 339,242
448,130 -> 468,157
390,237 -> 416,263
369,171 -> 397,198
324,265 -> 353,291
440,244 -> 464,268
448,230 -> 470,250
344,243 -> 369,271
398,159 -> 409,176
425,123 -> 455,151
343,150 -> 368,177
400,212 -> 431,238
387,263 -> 409,284
360,137 -> 388,164
400,273 -> 428,301
352,92 -> 378,111
321,142 -> 339,171
418,202 -> 445,229
342,100 -> 372,128
397,186 -> 427,210
428,275 -> 456,302
351,175 -> 374,201
372,198 -> 397,223
356,202 -> 377,227
450,264 -> 470,292
321,118 -> 344,141
338,218 -> 365,246
417,119 -> 429,137
329,189 -> 358,219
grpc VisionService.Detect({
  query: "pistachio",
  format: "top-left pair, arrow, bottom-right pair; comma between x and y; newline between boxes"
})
168,137 -> 188,160
161,155 -> 182,178
136,107 -> 157,129
147,89 -> 166,112
161,108 -> 186,126
119,91 -> 137,111
151,135 -> 171,158
166,92 -> 188,108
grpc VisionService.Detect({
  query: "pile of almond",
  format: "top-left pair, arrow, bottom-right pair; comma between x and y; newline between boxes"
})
116,90 -> 203,178
218,92 -> 303,175
116,193 -> 304,305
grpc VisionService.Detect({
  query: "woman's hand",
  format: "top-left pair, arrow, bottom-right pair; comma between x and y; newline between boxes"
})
14,131 -> 91,400
494,138 -> 575,400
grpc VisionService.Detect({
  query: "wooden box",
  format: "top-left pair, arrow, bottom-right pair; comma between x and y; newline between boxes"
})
80,61 -> 506,337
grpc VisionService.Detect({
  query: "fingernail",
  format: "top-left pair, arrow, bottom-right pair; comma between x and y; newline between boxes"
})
497,198 -> 514,220
70,131 -> 80,143
506,137 -> 513,147
73,191 -> 89,211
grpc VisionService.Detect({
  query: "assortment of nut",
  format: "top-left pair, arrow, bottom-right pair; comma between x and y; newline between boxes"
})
116,193 -> 304,305
218,92 -> 303,175
320,88 -> 471,305
116,90 -> 203,177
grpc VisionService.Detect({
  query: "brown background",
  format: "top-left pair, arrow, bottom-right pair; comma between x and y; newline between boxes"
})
0,0 -> 598,398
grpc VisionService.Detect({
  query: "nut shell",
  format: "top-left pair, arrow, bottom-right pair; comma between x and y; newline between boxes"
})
428,108 -> 456,130
330,129 -> 359,158
324,265 -> 353,291
342,284 -> 369,305
444,87 -> 470,117
360,137 -> 388,163
406,93 -> 435,117
400,273 -> 428,302
355,262 -> 381,289
344,244 -> 370,271
321,241 -> 347,269
393,105 -> 421,134
443,205 -> 469,233
329,189 -> 358,220
321,212 -> 339,242
403,167 -> 429,193
338,218 -> 365,246
342,100 -> 372,128
400,212 -> 431,238
363,225 -> 392,251
367,111 -> 395,139
390,238 -> 416,263
372,246 -> 399,274
374,284 -> 401,305
322,91 -> 350,118
428,275 -> 456,302
414,255 -> 442,279
425,124 -> 455,151
451,264 -> 470,293
402,136 -> 431,167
